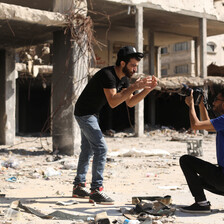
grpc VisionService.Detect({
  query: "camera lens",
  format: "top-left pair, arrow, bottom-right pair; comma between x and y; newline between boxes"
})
179,84 -> 192,96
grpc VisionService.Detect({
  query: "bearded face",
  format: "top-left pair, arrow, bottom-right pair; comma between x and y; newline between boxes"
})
213,103 -> 224,116
120,58 -> 139,78
122,64 -> 134,78
213,94 -> 224,116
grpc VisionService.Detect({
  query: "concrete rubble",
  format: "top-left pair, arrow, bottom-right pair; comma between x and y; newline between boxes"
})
0,128 -> 221,224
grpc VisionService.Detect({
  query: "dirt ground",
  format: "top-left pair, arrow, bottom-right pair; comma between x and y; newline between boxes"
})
0,128 -> 224,224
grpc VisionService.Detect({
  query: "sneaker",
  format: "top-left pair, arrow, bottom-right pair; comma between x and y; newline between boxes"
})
89,187 -> 114,205
72,183 -> 90,198
180,202 -> 211,214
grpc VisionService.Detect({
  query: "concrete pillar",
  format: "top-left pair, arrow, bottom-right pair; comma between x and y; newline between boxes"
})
148,32 -> 155,75
52,30 -> 88,155
0,49 -> 16,145
53,0 -> 87,15
199,18 -> 208,135
148,31 -> 156,126
52,0 -> 88,155
16,77 -> 19,134
190,40 -> 195,77
194,37 -> 200,77
156,46 -> 161,78
199,17 -> 207,78
108,40 -> 113,66
53,0 -> 72,12
135,5 -> 144,137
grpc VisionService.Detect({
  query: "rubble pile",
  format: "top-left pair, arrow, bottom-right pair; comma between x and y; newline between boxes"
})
0,129 -> 217,224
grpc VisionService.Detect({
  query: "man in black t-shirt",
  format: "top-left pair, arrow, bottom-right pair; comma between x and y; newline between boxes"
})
72,46 -> 157,204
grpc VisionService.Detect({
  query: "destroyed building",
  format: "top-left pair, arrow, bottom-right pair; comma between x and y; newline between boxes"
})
1,0 -> 224,155
0,0 -> 89,155
89,0 -> 224,132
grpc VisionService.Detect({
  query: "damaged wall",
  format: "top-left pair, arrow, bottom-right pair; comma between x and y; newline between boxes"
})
207,34 -> 224,66
103,0 -> 219,18
93,26 -> 193,73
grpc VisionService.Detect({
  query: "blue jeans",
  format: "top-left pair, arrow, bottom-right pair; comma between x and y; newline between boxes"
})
74,115 -> 108,190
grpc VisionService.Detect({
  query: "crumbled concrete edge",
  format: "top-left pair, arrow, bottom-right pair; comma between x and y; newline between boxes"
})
101,0 -> 224,20
0,2 -> 66,27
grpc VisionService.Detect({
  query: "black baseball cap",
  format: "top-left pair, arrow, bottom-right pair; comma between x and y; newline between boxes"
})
117,46 -> 144,62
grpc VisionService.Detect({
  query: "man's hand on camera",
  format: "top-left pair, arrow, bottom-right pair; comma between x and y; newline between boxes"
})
132,75 -> 157,91
185,90 -> 194,107
149,75 -> 158,90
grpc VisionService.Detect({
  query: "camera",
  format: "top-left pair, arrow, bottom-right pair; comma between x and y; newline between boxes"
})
179,84 -> 204,106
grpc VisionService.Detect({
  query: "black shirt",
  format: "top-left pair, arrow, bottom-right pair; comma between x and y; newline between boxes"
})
74,66 -> 129,116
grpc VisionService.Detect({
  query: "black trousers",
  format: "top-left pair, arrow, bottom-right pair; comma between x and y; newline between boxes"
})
179,154 -> 224,202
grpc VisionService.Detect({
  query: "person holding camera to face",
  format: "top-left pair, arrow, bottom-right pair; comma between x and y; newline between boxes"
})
180,88 -> 224,214
72,46 -> 157,205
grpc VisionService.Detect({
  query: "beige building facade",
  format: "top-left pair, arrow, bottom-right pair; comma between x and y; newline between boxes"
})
160,35 -> 224,77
